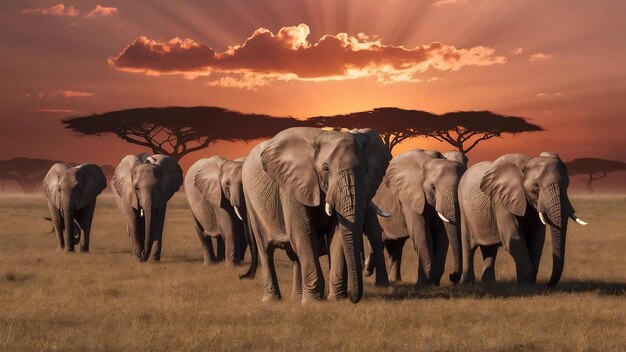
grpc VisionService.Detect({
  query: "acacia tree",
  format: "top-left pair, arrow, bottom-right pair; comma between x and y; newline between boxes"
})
425,111 -> 544,154
309,107 -> 441,151
0,157 -> 63,193
63,106 -> 306,161
566,158 -> 626,193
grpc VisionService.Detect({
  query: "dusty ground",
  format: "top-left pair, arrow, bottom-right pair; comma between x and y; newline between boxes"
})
0,194 -> 624,351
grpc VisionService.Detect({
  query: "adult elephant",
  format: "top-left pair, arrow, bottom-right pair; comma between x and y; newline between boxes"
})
364,149 -> 467,285
112,154 -> 183,262
242,127 -> 390,304
185,156 -> 248,266
43,163 -> 107,252
459,153 -> 587,286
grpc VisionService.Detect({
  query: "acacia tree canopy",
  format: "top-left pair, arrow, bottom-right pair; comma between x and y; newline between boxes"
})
62,106 -> 306,161
309,107 -> 441,151
309,108 -> 543,153
566,157 -> 626,193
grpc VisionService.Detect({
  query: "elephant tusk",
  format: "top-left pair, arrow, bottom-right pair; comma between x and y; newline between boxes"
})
437,212 -> 451,223
140,208 -> 144,218
369,201 -> 391,218
325,202 -> 333,217
570,213 -> 588,226
234,206 -> 243,221
538,212 -> 547,225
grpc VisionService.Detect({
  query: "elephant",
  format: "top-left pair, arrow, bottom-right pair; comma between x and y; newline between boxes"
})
242,127 -> 390,304
111,154 -> 183,262
459,152 -> 587,286
363,149 -> 467,286
185,156 -> 248,266
42,163 -> 107,252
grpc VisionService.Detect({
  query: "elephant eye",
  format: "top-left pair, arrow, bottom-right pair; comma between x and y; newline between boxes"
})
533,183 -> 540,191
226,181 -> 230,186
57,188 -> 61,193
322,163 -> 330,172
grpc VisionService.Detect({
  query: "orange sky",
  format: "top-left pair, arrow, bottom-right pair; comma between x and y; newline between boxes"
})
0,0 -> 625,191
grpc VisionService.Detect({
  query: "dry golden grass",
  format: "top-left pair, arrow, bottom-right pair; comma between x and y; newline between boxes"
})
0,194 -> 624,351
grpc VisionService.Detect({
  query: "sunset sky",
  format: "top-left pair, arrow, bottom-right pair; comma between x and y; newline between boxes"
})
1,0 -> 625,190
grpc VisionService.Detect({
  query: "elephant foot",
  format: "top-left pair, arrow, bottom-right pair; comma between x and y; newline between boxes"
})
327,290 -> 347,301
301,295 -> 323,305
80,246 -> 89,253
56,246 -> 64,252
374,279 -> 389,287
262,293 -> 281,302
363,268 -> 374,277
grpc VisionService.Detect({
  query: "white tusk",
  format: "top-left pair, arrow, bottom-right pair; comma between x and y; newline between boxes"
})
140,208 -> 144,218
570,214 -> 587,226
538,212 -> 547,225
234,206 -> 243,221
325,202 -> 333,216
437,212 -> 451,223
369,201 -> 391,217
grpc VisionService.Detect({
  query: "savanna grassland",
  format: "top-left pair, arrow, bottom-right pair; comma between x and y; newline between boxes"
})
0,194 -> 624,351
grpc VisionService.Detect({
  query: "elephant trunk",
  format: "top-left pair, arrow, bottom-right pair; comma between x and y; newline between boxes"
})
141,205 -> 153,262
436,189 -> 462,283
336,170 -> 364,304
62,203 -> 75,252
544,184 -> 569,287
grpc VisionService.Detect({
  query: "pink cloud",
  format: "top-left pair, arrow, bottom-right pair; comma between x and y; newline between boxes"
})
37,90 -> 95,98
86,5 -> 118,18
511,47 -> 524,55
21,3 -> 79,17
109,24 -> 506,88
32,108 -> 80,114
529,53 -> 553,62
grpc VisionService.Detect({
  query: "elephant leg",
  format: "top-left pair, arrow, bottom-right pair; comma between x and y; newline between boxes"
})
77,202 -> 96,253
48,203 -> 64,251
404,207 -> 433,285
480,245 -> 498,283
363,210 -> 389,286
126,209 -> 142,258
262,245 -> 281,301
214,237 -> 226,262
526,226 -> 546,284
432,222 -> 449,286
291,257 -> 303,301
328,226 -> 348,300
461,216 -> 477,284
385,238 -> 407,282
496,208 -> 533,285
193,218 -> 215,265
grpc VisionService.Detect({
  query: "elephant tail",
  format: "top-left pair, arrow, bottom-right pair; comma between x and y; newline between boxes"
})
239,205 -> 258,280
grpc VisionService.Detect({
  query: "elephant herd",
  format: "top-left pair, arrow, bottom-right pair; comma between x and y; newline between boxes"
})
42,127 -> 587,304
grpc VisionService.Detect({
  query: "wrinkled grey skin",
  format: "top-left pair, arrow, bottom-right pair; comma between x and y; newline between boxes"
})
242,127 -> 389,304
185,156 -> 248,266
43,163 -> 106,252
459,153 -> 584,286
364,150 -> 467,285
112,154 -> 183,262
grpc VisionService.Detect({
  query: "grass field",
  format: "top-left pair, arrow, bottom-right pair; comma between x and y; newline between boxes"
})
0,194 -> 624,351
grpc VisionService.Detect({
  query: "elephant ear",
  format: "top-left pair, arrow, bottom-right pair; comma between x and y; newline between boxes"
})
112,154 -> 145,209
480,154 -> 530,217
194,156 -> 227,206
75,164 -> 107,209
385,150 -> 432,214
350,129 -> 392,201
43,163 -> 68,208
151,154 -> 183,201
261,128 -> 320,207
444,151 -> 468,167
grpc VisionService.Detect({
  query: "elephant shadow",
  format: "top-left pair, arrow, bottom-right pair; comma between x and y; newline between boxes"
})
366,280 -> 626,301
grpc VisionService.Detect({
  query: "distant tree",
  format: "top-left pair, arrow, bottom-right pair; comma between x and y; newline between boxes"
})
425,111 -> 544,154
0,157 -> 63,193
566,158 -> 626,193
309,107 -> 441,151
62,106 -> 306,161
